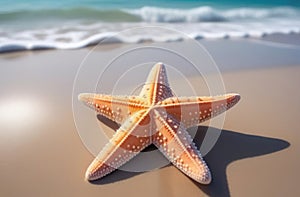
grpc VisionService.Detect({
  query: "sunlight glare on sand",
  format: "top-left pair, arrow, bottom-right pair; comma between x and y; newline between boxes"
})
0,97 -> 44,131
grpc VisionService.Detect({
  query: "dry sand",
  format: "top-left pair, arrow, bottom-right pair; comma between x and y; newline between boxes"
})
0,39 -> 300,197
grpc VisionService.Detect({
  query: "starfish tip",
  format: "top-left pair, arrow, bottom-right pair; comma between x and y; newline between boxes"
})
84,170 -> 95,182
154,62 -> 165,69
196,170 -> 212,184
78,93 -> 85,101
232,93 -> 241,99
204,172 -> 212,185
229,93 -> 241,104
78,93 -> 92,103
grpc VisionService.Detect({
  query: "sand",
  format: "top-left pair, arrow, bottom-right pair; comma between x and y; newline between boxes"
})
0,38 -> 300,197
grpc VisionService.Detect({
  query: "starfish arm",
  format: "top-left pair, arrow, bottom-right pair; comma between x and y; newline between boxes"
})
85,110 -> 152,181
152,110 -> 211,184
78,93 -> 147,124
160,93 -> 241,128
139,63 -> 173,105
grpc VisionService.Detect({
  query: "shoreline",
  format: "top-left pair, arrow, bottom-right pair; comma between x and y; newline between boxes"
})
1,32 -> 300,54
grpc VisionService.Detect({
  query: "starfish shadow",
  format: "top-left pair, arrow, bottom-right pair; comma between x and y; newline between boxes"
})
193,126 -> 290,197
92,115 -> 290,196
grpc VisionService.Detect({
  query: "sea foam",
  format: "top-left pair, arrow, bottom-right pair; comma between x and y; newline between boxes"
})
0,6 -> 300,53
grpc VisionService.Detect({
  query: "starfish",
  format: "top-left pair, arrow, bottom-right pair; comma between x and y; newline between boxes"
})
78,62 -> 240,184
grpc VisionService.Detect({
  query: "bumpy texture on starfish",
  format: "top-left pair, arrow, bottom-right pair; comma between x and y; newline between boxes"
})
79,62 -> 240,184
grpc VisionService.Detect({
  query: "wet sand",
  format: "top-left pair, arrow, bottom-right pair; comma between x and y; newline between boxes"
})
0,38 -> 300,196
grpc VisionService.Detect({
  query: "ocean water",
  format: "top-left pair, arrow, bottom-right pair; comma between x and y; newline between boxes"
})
0,0 -> 300,52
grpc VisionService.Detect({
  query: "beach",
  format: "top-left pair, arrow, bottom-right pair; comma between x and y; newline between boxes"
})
1,35 -> 300,196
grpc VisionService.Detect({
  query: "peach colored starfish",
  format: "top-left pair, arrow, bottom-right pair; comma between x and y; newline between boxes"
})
79,62 -> 240,184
